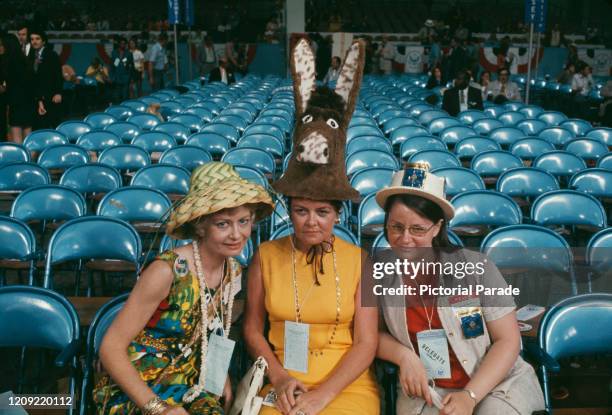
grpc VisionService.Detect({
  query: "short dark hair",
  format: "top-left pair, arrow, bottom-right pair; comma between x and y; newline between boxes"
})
498,67 -> 510,75
382,194 -> 453,249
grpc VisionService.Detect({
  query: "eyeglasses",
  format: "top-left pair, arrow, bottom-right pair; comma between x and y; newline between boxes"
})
386,221 -> 441,237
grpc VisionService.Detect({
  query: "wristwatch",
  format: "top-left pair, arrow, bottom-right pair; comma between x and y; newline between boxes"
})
462,389 -> 477,405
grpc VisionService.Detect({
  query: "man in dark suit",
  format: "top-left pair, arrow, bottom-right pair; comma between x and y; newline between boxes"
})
442,69 -> 483,117
208,56 -> 235,85
29,28 -> 63,129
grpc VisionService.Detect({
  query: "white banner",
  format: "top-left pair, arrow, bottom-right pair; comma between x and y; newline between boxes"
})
395,46 -> 425,73
577,48 -> 612,76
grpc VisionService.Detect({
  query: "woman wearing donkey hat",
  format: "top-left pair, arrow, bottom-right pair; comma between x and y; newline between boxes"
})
94,162 -> 274,415
243,38 -> 380,415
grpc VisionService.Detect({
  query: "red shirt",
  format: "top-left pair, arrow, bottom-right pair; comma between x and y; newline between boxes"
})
406,303 -> 471,389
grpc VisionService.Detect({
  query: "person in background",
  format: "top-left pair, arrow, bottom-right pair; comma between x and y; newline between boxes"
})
86,57 -> 110,105
198,35 -> 217,77
571,62 -> 594,119
29,28 -> 63,130
549,23 -> 562,47
442,69 -> 483,117
208,56 -> 235,85
129,37 -> 144,98
557,62 -> 575,85
110,36 -> 134,103
17,24 -> 30,56
474,71 -> 491,101
599,80 -> 612,126
426,66 -> 444,90
377,37 -> 395,75
322,56 -> 341,86
486,67 -> 521,103
147,32 -> 168,91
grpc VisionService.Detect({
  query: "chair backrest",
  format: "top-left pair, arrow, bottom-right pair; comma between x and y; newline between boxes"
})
418,109 -> 448,125
0,285 -> 80,350
454,137 -> 500,159
539,293 -> 612,361
457,109 -> 487,124
85,112 -> 117,129
450,190 -> 522,228
586,229 -> 612,277
347,125 -> 384,142
539,126 -> 575,147
400,136 -> 446,160
23,129 -> 69,153
487,127 -> 525,147
44,217 -> 142,288
518,105 -> 544,119
470,150 -> 524,177
357,193 -> 385,242
130,164 -> 191,195
104,121 -> 141,143
347,136 -> 393,156
105,105 -> 134,121
153,122 -> 191,144
569,168 -> 612,199
185,107 -> 214,123
391,125 -> 430,146
382,117 -> 416,135
560,119 -> 592,136
200,122 -> 241,144
537,111 -> 568,126
430,167 -> 485,197
215,114 -> 248,131
11,184 -> 87,223
97,186 -> 172,223
497,110 -> 526,126
237,134 -> 284,158
428,117 -> 462,135
0,216 -> 36,261
480,224 -> 572,272
439,125 -> 478,146
131,131 -> 177,153
98,145 -> 151,171
0,143 -> 30,166
76,131 -> 121,152
121,99 -> 147,113
233,165 -> 269,188
60,164 -> 122,194
586,127 -> 612,146
408,150 -> 461,169
346,149 -> 400,176
350,167 -> 395,197
170,114 -> 204,133
127,113 -> 161,131
38,144 -> 90,170
531,190 -> 607,228
221,147 -> 276,175
564,138 -> 608,161
496,167 -> 559,198
186,133 -> 231,157
516,119 -> 547,136
159,146 -> 213,171
270,223 -> 358,245
472,118 -> 503,135
510,137 -> 555,160
0,162 -> 50,191
533,151 -> 587,177
57,121 -> 92,143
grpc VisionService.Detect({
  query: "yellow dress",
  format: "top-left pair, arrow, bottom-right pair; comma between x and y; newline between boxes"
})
258,236 -> 380,415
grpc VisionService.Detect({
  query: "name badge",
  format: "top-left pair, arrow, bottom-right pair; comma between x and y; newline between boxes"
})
416,329 -> 451,379
284,321 -> 309,373
204,334 -> 235,396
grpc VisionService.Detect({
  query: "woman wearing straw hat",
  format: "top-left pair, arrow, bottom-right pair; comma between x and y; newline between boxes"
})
375,164 -> 545,415
242,39 -> 380,415
94,162 -> 274,415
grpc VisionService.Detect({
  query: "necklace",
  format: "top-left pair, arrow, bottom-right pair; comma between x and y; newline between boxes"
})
290,237 -> 341,355
183,240 -> 234,403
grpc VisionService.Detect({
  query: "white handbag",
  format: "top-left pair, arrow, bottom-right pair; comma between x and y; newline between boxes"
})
229,356 -> 268,415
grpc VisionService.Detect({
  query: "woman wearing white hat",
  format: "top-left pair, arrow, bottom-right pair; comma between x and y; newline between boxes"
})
94,162 -> 274,415
375,164 -> 545,415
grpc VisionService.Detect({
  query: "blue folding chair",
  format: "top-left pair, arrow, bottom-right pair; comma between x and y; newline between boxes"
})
357,193 -> 385,242
159,146 -> 212,171
243,123 -> 285,142
121,99 -> 147,112
431,167 -> 485,198
516,119 -> 547,136
533,293 -> 612,412
349,117 -> 377,128
408,150 -> 461,169
60,164 -> 122,195
57,121 -> 91,143
185,107 -> 214,123
381,117 -> 416,136
224,107 -> 256,123
417,109 -> 448,125
37,144 -> 89,171
43,217 -> 142,295
222,147 -> 276,177
98,145 -> 151,173
84,112 -> 117,129
186,133 -> 231,158
237,134 -> 284,159
497,111 -> 526,126
597,153 -> 612,169
439,125 -> 478,146
454,137 -> 500,160
347,125 -> 384,142
234,165 -> 269,188
153,122 -> 191,144
450,190 -> 522,236
428,117 -> 461,135
346,149 -> 400,176
484,106 -> 505,118
97,186 -> 172,232
0,162 -> 50,191
24,129 -> 69,153
347,136 -> 393,156
472,118 -> 504,135
201,122 -> 240,144
497,167 -> 559,201
11,184 -> 87,226
76,131 -> 121,153
0,143 -> 30,166
104,121 -> 141,144
457,109 -> 487,124
488,127 -> 526,147
564,138 -> 608,162
586,229 -> 612,282
105,105 -> 134,121
399,136 -> 446,160
128,113 -> 161,131
0,217 -> 37,285
377,110 -> 408,125
0,285 -> 80,410
131,131 -> 177,154
79,294 -> 127,415
215,115 -> 249,132
560,119 -> 592,136
390,125 -> 430,146
130,164 -> 190,197
586,127 -> 612,147
569,168 -> 612,199
350,167 -> 395,197
537,111 -> 568,126
510,138 -> 555,161
159,101 -> 183,119
531,190 -> 607,232
471,150 -> 523,178
533,151 -> 587,178
518,105 -> 544,119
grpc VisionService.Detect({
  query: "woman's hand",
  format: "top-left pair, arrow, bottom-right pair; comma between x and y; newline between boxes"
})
222,376 -> 233,413
439,391 -> 476,415
398,348 -> 433,406
272,374 -> 308,414
161,406 -> 189,414
289,389 -> 333,415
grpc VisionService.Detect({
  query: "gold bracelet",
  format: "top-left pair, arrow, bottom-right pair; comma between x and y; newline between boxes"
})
142,396 -> 169,415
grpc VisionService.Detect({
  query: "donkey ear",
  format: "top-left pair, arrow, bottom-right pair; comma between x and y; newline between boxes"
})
291,38 -> 317,116
335,40 -> 366,127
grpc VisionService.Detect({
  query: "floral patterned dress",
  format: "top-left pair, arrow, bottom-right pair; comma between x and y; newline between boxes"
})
93,250 -> 241,414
